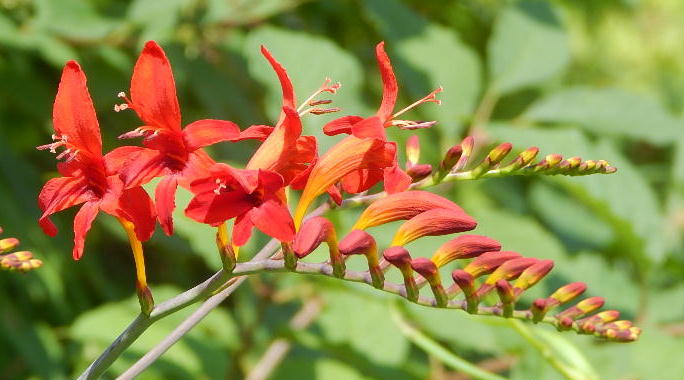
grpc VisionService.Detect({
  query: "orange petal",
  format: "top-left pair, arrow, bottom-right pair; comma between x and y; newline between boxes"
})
391,208 -> 477,246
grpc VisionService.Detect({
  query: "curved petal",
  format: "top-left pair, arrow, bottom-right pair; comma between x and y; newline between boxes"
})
236,125 -> 274,141
185,191 -> 253,225
260,45 -> 296,118
383,164 -> 411,194
232,212 -> 255,247
53,61 -> 102,158
246,106 -> 301,173
72,201 -> 100,260
179,150 -> 217,189
375,42 -> 398,122
182,119 -> 241,151
119,148 -> 167,188
251,200 -> 295,243
155,176 -> 178,235
38,176 -> 90,236
322,115 -> 363,136
131,41 -> 182,133
116,187 -> 157,242
341,168 -> 384,194
351,116 -> 386,140
104,146 -> 147,176
391,208 -> 477,247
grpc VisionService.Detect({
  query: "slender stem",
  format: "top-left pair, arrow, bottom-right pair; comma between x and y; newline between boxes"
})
507,319 -> 586,380
117,278 -> 243,380
390,303 -> 507,380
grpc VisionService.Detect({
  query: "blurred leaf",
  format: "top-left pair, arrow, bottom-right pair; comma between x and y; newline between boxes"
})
244,26 -> 367,151
33,0 -> 117,41
524,87 -> 684,145
488,0 -> 569,94
204,0 -> 302,25
489,124 -> 666,264
128,0 -> 193,44
363,0 -> 481,140
316,286 -> 409,367
272,352 -> 369,380
71,286 -> 238,379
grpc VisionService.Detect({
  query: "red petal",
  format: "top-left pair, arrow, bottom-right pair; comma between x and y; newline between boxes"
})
119,148 -> 167,188
375,42 -> 398,122
341,168 -> 384,194
131,41 -> 182,133
351,116 -> 386,140
116,187 -> 157,242
250,200 -> 295,243
72,201 -> 100,260
185,191 -> 253,225
104,146 -> 146,176
179,150 -> 217,188
260,45 -> 296,117
38,176 -> 90,236
326,184 -> 343,205
233,212 -> 255,246
236,125 -> 274,141
322,115 -> 363,136
155,176 -> 178,235
53,61 -> 102,158
383,165 -> 411,194
182,119 -> 240,151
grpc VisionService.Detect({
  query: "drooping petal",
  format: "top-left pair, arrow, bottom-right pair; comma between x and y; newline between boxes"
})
260,45 -> 296,121
237,125 -> 274,141
352,190 -> 465,230
53,61 -> 103,158
293,136 -> 396,228
383,164 -> 411,194
375,41 -> 398,122
250,200 -> 295,243
104,146 -> 147,176
341,168 -> 384,194
38,176 -> 91,236
179,150 -> 217,188
233,212 -> 255,247
72,201 -> 100,260
185,191 -> 253,225
130,41 -> 182,133
155,176 -> 178,235
182,119 -> 241,152
116,186 -> 157,242
119,148 -> 167,188
391,208 -> 477,246
322,115 -> 363,136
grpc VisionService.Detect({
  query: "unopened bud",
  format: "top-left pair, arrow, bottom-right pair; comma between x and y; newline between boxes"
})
293,217 -> 336,258
452,269 -> 478,313
478,257 -> 537,297
495,280 -> 515,317
556,296 -> 605,320
411,257 -> 448,307
0,237 -> 19,253
464,251 -> 522,278
391,208 -> 477,247
406,135 -> 420,167
513,259 -> 554,295
487,143 -> 513,166
453,136 -> 474,172
440,145 -> 463,173
383,247 -> 418,301
339,230 -> 383,289
431,235 -> 501,267
549,282 -> 587,306
407,164 -> 432,181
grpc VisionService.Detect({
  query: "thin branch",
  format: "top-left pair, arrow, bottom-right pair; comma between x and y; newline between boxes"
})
390,303 -> 507,380
245,298 -> 324,380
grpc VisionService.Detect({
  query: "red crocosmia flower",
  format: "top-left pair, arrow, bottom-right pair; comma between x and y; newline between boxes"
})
115,41 -> 242,235
37,61 -> 155,260
244,46 -> 317,187
184,163 -> 295,246
322,42 -> 442,195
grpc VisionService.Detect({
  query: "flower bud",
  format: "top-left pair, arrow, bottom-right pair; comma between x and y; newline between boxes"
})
352,191 -> 464,230
535,154 -> 563,171
0,237 -> 19,253
577,310 -> 620,332
452,269 -> 478,313
477,257 -> 537,297
464,251 -> 522,278
501,147 -> 539,172
406,135 -> 420,167
411,257 -> 448,307
339,230 -> 383,289
391,209 -> 477,247
293,217 -> 337,258
0,251 -> 43,272
512,259 -> 554,295
407,164 -> 432,181
487,143 -> 513,166
495,280 -> 515,317
548,282 -> 587,306
431,235 -> 501,267
439,145 -> 463,174
556,296 -> 605,320
383,247 -> 418,301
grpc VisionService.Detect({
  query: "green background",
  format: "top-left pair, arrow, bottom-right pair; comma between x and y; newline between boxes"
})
0,0 -> 683,379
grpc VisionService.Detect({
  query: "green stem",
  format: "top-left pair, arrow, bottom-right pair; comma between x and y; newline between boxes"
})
390,303 -> 507,380
507,319 -> 586,380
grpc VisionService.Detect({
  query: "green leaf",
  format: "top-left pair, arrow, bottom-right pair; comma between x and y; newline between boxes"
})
524,87 -> 684,145
363,0 -> 481,140
488,1 -> 569,94
128,0 -> 193,44
244,26 -> 367,151
488,124 -> 666,264
33,0 -> 117,41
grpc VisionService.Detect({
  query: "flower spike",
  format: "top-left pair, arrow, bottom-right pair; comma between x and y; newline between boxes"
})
0,228 -> 42,273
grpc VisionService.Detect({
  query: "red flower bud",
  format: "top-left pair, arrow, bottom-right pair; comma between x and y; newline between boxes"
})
293,216 -> 337,258
464,251 -> 522,278
512,259 -> 554,294
0,237 -> 19,253
431,235 -> 501,267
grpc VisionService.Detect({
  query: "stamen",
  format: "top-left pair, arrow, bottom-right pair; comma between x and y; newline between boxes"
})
36,134 -> 72,159
118,128 -> 146,140
309,99 -> 333,106
214,179 -> 227,195
391,120 -> 438,130
308,107 -> 341,115
391,87 -> 443,120
114,91 -> 134,112
297,77 -> 342,113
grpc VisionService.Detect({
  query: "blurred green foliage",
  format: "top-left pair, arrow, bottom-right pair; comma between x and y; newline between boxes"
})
1,0 -> 683,379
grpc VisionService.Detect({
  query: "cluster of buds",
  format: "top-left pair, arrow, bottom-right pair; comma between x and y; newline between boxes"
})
286,192 -> 639,342
420,136 -> 617,185
0,227 -> 42,272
